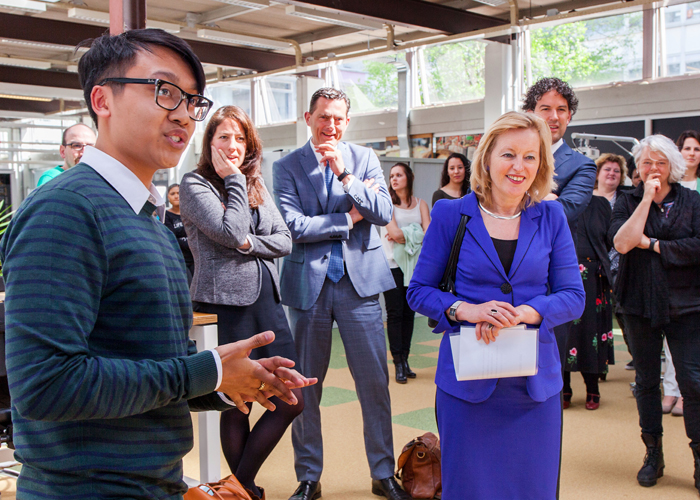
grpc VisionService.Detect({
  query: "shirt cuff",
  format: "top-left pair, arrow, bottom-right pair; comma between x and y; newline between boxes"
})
217,392 -> 237,406
345,212 -> 354,230
209,348 -> 223,391
236,235 -> 254,254
342,176 -> 355,192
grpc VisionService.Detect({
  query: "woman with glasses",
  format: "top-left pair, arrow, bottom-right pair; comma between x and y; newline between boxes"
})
611,134 -> 700,493
180,106 -> 300,500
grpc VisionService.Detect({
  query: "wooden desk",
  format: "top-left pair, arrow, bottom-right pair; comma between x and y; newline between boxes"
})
188,312 -> 222,485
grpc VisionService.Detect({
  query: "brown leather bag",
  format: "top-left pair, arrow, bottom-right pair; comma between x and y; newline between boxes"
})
184,474 -> 252,500
396,432 -> 442,499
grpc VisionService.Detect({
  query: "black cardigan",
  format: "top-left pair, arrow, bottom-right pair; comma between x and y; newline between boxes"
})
609,183 -> 700,326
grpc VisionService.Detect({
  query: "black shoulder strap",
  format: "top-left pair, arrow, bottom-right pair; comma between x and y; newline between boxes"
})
439,214 -> 470,294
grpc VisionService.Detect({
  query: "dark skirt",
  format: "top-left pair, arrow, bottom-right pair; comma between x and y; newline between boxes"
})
565,258 -> 614,373
193,264 -> 298,363
437,378 -> 562,499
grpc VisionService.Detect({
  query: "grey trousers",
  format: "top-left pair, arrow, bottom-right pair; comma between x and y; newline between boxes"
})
289,275 -> 395,482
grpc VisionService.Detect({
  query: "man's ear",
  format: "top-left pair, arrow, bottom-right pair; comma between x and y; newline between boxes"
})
91,85 -> 112,121
59,145 -> 67,160
566,111 -> 572,125
304,111 -> 311,126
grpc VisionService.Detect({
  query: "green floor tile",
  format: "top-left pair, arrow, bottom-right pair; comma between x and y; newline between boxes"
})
408,342 -> 440,355
392,407 -> 439,434
319,386 -> 358,407
405,354 -> 438,369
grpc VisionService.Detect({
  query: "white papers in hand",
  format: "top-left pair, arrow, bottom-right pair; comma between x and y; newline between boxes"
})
449,325 -> 539,381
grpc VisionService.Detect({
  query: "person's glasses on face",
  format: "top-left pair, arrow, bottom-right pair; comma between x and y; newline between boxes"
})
64,142 -> 95,152
97,78 -> 213,122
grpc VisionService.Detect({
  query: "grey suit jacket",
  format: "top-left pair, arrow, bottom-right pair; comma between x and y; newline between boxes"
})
180,171 -> 292,307
273,140 -> 395,310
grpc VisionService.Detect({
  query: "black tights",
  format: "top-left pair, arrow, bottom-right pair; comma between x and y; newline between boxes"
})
220,388 -> 304,495
563,371 -> 600,395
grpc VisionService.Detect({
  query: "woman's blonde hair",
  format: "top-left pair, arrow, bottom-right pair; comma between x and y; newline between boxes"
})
594,153 -> 627,189
470,111 -> 556,209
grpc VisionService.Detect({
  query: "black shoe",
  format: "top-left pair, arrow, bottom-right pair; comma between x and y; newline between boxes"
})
626,360 -> 635,370
691,442 -> 700,493
393,355 -> 407,384
637,433 -> 664,487
371,477 -> 411,500
289,481 -> 321,500
403,356 -> 416,379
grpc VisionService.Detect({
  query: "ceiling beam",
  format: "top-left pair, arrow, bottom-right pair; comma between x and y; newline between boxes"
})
197,4 -> 254,24
291,25 -> 358,45
0,13 -> 295,73
0,67 -> 81,90
0,98 -> 83,114
287,0 -> 505,33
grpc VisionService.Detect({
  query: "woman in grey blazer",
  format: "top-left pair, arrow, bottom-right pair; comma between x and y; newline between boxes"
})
180,106 -> 300,500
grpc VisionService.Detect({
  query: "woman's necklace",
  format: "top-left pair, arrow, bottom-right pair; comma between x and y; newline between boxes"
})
478,202 -> 521,220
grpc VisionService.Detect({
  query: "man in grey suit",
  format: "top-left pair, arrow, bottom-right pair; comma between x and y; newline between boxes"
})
273,88 -> 410,500
524,77 -> 597,367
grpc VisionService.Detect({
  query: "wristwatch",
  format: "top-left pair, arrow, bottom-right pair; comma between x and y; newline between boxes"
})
448,301 -> 464,322
649,238 -> 658,252
337,168 -> 351,182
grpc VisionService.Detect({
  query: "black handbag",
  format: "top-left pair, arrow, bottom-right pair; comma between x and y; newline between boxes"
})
427,215 -> 469,329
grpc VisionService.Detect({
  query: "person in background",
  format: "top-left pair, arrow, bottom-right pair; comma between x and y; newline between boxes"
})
522,77 -> 597,370
678,130 -> 700,194
163,183 -> 195,283
37,123 -> 96,187
180,105 -> 301,500
382,162 -> 430,383
431,152 -> 470,207
563,154 -> 626,410
408,111 -> 584,499
611,134 -> 700,493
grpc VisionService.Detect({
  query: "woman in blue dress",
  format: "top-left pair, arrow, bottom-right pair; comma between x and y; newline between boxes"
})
407,111 -> 585,499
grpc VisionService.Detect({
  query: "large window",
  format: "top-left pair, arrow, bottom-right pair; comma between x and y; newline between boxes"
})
529,12 -> 643,87
337,56 -> 400,114
416,41 -> 486,105
260,75 -> 296,124
662,2 -> 700,76
208,82 -> 251,115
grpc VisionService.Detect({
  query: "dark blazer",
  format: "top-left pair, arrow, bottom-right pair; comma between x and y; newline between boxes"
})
273,140 -> 395,310
407,193 -> 585,403
553,141 -> 597,243
180,172 -> 291,307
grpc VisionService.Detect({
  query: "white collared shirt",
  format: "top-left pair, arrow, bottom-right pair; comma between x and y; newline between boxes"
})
551,138 -> 564,154
310,142 -> 354,229
81,146 -> 229,399
81,147 -> 166,221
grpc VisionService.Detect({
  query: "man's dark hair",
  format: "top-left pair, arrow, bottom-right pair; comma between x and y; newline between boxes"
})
77,29 -> 206,126
62,123 -> 93,145
309,87 -> 351,115
522,77 -> 579,116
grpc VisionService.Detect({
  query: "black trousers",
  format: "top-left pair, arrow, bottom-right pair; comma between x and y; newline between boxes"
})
624,313 -> 700,444
383,267 -> 415,357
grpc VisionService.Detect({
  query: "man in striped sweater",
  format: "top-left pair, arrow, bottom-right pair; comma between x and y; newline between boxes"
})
0,29 -> 314,499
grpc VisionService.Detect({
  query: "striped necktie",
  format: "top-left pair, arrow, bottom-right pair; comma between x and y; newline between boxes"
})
325,164 -> 344,282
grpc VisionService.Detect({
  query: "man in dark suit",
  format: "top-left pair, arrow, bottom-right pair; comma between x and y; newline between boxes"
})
273,88 -> 410,500
523,77 -> 597,366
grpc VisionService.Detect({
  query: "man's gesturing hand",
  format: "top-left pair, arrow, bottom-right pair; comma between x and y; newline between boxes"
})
215,331 -> 308,414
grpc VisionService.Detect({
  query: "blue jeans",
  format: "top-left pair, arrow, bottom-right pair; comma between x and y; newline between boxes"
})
624,313 -> 700,444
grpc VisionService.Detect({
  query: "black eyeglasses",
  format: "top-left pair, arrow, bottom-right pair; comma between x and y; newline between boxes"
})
97,78 -> 213,122
63,142 -> 94,152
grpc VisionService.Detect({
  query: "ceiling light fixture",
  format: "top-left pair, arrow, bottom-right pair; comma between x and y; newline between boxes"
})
67,7 -> 109,24
196,29 -> 290,50
0,93 -> 52,102
210,0 -> 268,9
146,20 -> 181,33
285,5 -> 385,31
0,38 -> 73,51
0,56 -> 52,70
0,0 -> 46,14
471,0 -> 507,6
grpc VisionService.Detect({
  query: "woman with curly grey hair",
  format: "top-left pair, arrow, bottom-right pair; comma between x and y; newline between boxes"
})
610,134 -> 700,494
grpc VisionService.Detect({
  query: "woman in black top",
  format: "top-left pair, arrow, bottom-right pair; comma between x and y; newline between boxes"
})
163,183 -> 195,282
431,153 -> 471,206
611,134 -> 700,493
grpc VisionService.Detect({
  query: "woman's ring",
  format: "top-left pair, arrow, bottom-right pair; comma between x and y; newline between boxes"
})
490,309 -> 498,316
258,381 -> 266,391
487,323 -> 494,330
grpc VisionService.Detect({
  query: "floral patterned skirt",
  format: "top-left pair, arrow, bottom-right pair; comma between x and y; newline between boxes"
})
565,258 -> 615,373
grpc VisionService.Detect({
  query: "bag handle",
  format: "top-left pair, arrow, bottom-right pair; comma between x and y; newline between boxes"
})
427,214 -> 470,328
